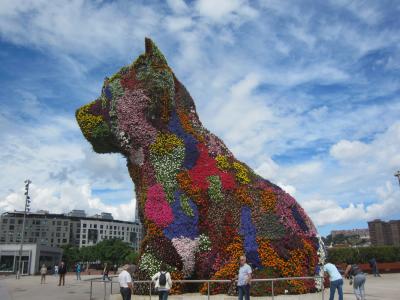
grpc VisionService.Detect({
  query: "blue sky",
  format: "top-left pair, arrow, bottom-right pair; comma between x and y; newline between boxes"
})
0,0 -> 399,236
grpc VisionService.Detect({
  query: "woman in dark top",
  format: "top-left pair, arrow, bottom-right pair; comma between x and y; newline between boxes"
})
344,262 -> 366,300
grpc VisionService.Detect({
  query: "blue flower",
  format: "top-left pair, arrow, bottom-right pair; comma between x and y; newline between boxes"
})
163,191 -> 199,240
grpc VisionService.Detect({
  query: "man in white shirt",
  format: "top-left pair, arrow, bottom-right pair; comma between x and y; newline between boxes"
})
118,264 -> 133,300
323,262 -> 343,300
233,256 -> 252,300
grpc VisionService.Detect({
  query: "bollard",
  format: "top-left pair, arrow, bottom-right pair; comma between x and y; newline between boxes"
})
104,281 -> 107,300
90,280 -> 93,300
271,280 -> 274,300
149,281 -> 152,300
111,281 -> 113,295
207,281 -> 210,300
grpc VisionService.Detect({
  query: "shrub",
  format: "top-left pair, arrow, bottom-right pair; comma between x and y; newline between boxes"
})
327,246 -> 400,264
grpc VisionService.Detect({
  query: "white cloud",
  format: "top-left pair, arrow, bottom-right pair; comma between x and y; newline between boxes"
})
330,140 -> 369,161
0,183 -> 136,222
301,181 -> 400,226
195,0 -> 257,23
167,0 -> 190,14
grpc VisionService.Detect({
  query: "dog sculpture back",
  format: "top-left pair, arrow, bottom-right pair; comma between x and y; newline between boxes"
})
76,38 -> 323,295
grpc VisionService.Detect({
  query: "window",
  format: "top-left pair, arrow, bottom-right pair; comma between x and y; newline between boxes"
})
2,219 -> 7,224
100,230 -> 103,234
100,225 -> 103,229
56,227 -> 61,231
62,239 -> 67,243
9,219 -> 15,224
9,225 -> 14,230
90,224 -> 92,228
94,224 -> 97,229
64,221 -> 68,226
82,240 -> 86,244
57,221 -> 61,225
52,221 -> 55,225
18,219 -> 23,224
83,223 -> 87,228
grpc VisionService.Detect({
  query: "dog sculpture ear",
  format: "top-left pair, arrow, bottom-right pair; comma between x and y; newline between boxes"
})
144,37 -> 168,66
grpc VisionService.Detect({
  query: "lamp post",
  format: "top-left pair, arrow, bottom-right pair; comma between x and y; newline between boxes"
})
16,179 -> 31,279
395,170 -> 400,187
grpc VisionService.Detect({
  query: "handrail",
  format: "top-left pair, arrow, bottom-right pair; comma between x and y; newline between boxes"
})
89,276 -> 325,300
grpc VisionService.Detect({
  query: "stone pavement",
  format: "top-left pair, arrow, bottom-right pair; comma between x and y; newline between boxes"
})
1,273 -> 399,300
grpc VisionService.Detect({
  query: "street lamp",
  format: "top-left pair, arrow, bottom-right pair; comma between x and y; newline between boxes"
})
16,179 -> 31,279
395,170 -> 400,187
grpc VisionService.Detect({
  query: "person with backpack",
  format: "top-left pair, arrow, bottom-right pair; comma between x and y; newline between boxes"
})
344,262 -> 366,300
75,262 -> 81,280
152,264 -> 172,300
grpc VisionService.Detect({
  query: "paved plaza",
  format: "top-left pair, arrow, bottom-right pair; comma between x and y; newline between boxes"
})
1,273 -> 399,300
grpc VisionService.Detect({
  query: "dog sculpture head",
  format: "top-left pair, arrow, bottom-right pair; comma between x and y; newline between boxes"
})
77,38 -> 197,158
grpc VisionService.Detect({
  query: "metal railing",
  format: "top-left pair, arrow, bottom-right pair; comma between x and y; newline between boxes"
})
89,276 -> 325,300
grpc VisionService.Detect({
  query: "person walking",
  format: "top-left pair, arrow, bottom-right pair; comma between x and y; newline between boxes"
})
118,264 -> 133,300
58,261 -> 67,286
323,262 -> 343,300
103,263 -> 111,281
369,258 -> 380,277
345,262 -> 366,300
40,264 -> 47,284
76,262 -> 81,280
233,255 -> 252,300
54,264 -> 59,276
152,264 -> 172,300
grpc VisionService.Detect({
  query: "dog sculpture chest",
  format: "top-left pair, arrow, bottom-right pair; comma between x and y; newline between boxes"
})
77,38 -> 321,294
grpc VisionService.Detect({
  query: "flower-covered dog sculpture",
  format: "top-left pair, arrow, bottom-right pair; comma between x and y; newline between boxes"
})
76,38 -> 321,295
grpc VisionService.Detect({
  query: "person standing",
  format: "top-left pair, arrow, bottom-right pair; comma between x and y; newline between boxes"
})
369,258 -> 380,277
40,264 -> 47,284
103,263 -> 111,281
152,264 -> 172,300
54,264 -> 59,276
118,264 -> 133,300
76,263 -> 81,280
233,256 -> 252,300
323,262 -> 343,300
345,262 -> 366,300
58,261 -> 67,286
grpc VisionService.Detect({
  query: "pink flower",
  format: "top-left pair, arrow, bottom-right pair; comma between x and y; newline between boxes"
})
145,184 -> 174,228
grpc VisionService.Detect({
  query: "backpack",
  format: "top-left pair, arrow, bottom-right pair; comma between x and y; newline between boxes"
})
159,271 -> 167,286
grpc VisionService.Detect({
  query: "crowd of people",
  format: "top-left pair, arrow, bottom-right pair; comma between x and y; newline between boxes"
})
37,256 -> 380,300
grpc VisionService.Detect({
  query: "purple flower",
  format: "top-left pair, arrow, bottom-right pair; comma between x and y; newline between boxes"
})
240,206 -> 261,268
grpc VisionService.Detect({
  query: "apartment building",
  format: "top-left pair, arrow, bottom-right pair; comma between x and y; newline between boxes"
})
0,210 -> 142,251
368,219 -> 400,246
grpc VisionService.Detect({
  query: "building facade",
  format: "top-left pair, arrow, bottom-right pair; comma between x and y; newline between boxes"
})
0,210 -> 142,251
368,219 -> 400,246
0,243 -> 63,275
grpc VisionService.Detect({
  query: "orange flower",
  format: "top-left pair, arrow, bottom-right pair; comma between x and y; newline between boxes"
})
260,189 -> 276,212
235,186 -> 253,206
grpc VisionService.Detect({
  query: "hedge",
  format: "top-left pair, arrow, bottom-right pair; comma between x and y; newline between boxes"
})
327,246 -> 400,264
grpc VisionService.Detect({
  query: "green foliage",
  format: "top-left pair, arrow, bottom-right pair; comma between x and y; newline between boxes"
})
61,239 -> 139,268
327,246 -> 400,264
180,194 -> 194,217
207,175 -> 224,203
255,213 -> 286,240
